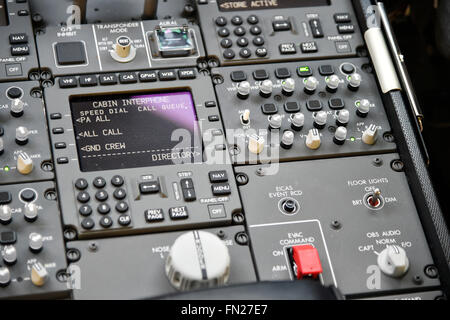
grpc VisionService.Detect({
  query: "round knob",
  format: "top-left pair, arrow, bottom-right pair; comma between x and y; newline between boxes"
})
377,245 -> 410,278
313,111 -> 328,129
0,137 -> 4,155
268,114 -> 282,130
29,232 -> 43,253
165,230 -> 230,291
347,72 -> 362,91
17,152 -> 33,175
304,76 -> 319,94
15,126 -> 29,145
240,109 -> 250,125
306,129 -> 321,150
362,124 -> 378,145
24,203 -> 38,222
280,130 -> 294,149
290,113 -> 304,131
259,80 -> 273,98
356,99 -> 371,118
248,134 -> 265,154
31,262 -> 48,287
336,109 -> 350,126
282,199 -> 297,213
281,78 -> 295,96
326,75 -> 340,92
333,127 -> 347,145
0,205 -> 12,225
115,36 -> 132,58
0,267 -> 11,287
237,81 -> 251,99
11,99 -> 25,117
3,245 -> 17,265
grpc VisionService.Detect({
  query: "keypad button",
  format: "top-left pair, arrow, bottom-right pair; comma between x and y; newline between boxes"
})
77,192 -> 90,203
211,183 -> 232,196
20,189 -> 36,202
55,142 -> 67,149
255,47 -> 268,57
234,27 -> 246,36
209,171 -> 228,183
97,203 -> 111,215
220,38 -> 232,48
273,20 -> 291,31
95,190 -> 108,202
111,175 -> 124,187
99,216 -> 113,228
118,214 -> 131,226
93,177 -> 106,188
334,13 -> 351,23
337,24 -> 355,34
75,178 -> 88,190
182,188 -> 196,202
81,218 -> 95,230
231,16 -> 243,25
145,209 -> 164,223
215,16 -> 227,26
301,42 -> 318,53
7,87 -> 22,99
99,74 -> 118,85
247,15 -> 259,24
309,19 -> 324,38
250,26 -> 262,35
279,43 -> 297,55
180,178 -> 194,189
223,49 -> 235,59
79,75 -> 97,87
237,37 -> 249,47
139,181 -> 160,194
253,36 -> 264,46
9,33 -> 28,44
115,201 -> 129,213
169,206 -> 189,220
79,205 -> 92,217
239,48 -> 251,58
218,28 -> 230,37
261,103 -> 278,115
113,188 -> 127,200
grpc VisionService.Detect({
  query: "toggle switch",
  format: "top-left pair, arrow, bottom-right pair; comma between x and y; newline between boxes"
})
259,79 -> 273,98
240,109 -> 250,125
281,130 -> 294,149
333,126 -> 347,145
2,245 -> 17,265
362,124 -> 378,145
268,114 -> 282,130
306,129 -> 321,150
303,76 -> 319,94
24,202 -> 38,222
0,205 -> 12,225
29,232 -> 43,253
281,78 -> 295,96
290,113 -> 304,131
17,152 -> 33,175
0,267 -> 11,287
248,134 -> 265,154
336,109 -> 350,126
367,188 -> 382,208
31,262 -> 48,287
237,81 -> 251,99
11,99 -> 25,117
15,126 -> 30,145
110,36 -> 136,63
377,245 -> 410,278
313,111 -> 328,129
326,74 -> 340,93
347,72 -> 362,91
356,99 -> 371,118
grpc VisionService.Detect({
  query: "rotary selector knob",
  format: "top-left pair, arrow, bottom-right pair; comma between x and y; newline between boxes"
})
0,205 -> 12,225
0,137 -> 4,155
3,245 -> 17,265
281,130 -> 294,149
306,129 -> 321,150
336,109 -> 350,127
281,78 -> 295,96
362,124 -> 378,145
17,152 -> 33,175
248,134 -> 265,154
304,76 -> 319,94
237,81 -> 251,99
29,232 -> 43,253
259,80 -> 273,98
240,109 -> 250,125
165,231 -> 230,291
313,111 -> 328,129
110,36 -> 136,63
333,127 -> 347,145
377,245 -> 410,278
347,72 -> 362,91
31,262 -> 48,287
0,267 -> 11,287
268,114 -> 282,130
326,75 -> 340,92
15,126 -> 29,145
356,99 -> 371,117
11,99 -> 25,117
290,113 -> 304,131
24,202 -> 38,222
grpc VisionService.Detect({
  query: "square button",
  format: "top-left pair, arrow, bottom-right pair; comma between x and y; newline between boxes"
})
275,68 -> 291,79
306,100 -> 323,111
231,71 -> 247,82
253,69 -> 269,80
284,102 -> 300,113
329,98 -> 345,110
319,65 -> 334,76
208,204 -> 226,219
0,231 -> 17,245
55,42 -> 87,65
0,191 -> 12,205
261,103 -> 278,114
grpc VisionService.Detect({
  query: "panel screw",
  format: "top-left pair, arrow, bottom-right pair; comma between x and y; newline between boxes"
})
41,160 -> 53,172
413,275 -> 423,285
424,265 -> 439,279
235,232 -> 249,245
88,242 -> 98,252
66,249 -> 81,263
383,132 -> 395,143
212,74 -> 224,85
373,157 -> 383,167
44,189 -> 57,201
331,220 -> 342,230
235,173 -> 249,186
232,212 -> 245,224
208,58 -> 219,68
63,228 -> 77,241
56,270 -> 69,282
29,72 -> 40,81
217,230 -> 226,239
30,89 -> 42,98
391,159 -> 404,172
42,80 -> 54,88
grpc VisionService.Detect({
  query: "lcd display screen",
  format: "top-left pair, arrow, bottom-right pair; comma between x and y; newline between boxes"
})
70,91 -> 202,172
217,0 -> 330,11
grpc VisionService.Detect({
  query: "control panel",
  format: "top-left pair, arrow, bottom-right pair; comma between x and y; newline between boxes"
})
0,81 -> 53,185
197,0 -> 363,65
212,58 -> 395,164
0,0 -> 38,82
236,154 -> 440,297
0,182 -> 69,299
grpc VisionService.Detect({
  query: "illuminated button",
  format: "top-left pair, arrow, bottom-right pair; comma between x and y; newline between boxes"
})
24,202 -> 38,222
297,66 -> 312,77
281,78 -> 295,96
3,245 -> 17,265
377,245 -> 409,278
336,109 -> 350,126
291,113 -> 304,131
303,76 -> 319,94
29,233 -> 43,253
347,72 -> 362,91
306,129 -> 321,150
11,99 -> 24,117
31,262 -> 48,287
280,130 -> 294,149
15,126 -> 29,145
248,134 -> 265,154
333,127 -> 347,145
356,99 -> 371,117
0,206 -> 12,225
313,111 -> 328,129
17,152 -> 33,175
362,124 -> 378,145
292,245 -> 323,279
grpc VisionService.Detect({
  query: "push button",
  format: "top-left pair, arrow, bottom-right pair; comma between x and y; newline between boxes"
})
297,66 -> 313,77
279,43 -> 296,55
319,65 -> 334,76
178,69 -> 196,80
208,204 -> 226,219
145,209 -> 164,223
99,74 -> 118,85
309,19 -> 324,38
337,24 -> 355,34
79,75 -> 98,87
284,102 -> 300,113
139,181 -> 160,194
334,13 -> 351,23
275,68 -> 291,79
55,42 -> 86,65
231,71 -> 247,82
211,183 -> 231,196
169,206 -> 189,220
261,103 -> 277,115
58,77 -> 77,88
182,188 -> 196,202
119,72 -> 138,84
253,69 -> 269,81
11,44 -> 29,56
158,70 -> 177,81
0,192 -> 12,205
180,178 -> 194,189
139,71 -> 157,82
306,100 -> 323,112
291,245 -> 323,279
301,42 -> 318,53
209,171 -> 228,183
9,33 -> 28,44
273,19 -> 291,32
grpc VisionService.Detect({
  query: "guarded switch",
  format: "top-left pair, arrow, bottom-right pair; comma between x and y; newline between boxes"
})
291,245 -> 323,279
377,245 -> 410,278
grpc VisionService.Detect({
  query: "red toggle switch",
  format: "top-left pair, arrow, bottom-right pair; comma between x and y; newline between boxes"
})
292,245 -> 323,280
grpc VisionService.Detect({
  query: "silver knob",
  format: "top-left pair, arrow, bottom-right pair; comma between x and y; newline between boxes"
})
3,245 -> 17,265
0,137 -> 4,155
347,72 -> 362,91
29,232 -> 44,253
259,79 -> 273,98
268,114 -> 282,130
304,76 -> 319,94
290,113 -> 304,131
326,75 -> 340,92
313,111 -> 328,129
24,202 -> 38,222
333,127 -> 347,145
336,109 -> 350,126
15,126 -> 30,145
11,99 -> 25,117
237,81 -> 251,99
281,130 -> 295,149
0,206 -> 12,225
0,267 -> 11,287
356,99 -> 371,117
281,78 -> 295,96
